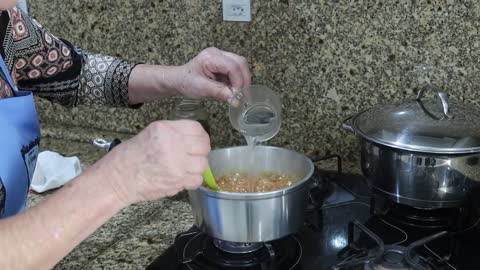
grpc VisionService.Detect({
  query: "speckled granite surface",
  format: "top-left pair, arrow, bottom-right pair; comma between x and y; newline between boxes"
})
29,1 -> 480,162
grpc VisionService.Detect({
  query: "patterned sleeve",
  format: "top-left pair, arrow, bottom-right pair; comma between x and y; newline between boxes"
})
7,7 -> 141,107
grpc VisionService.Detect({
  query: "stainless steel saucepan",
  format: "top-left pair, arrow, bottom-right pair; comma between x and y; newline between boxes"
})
188,145 -> 314,243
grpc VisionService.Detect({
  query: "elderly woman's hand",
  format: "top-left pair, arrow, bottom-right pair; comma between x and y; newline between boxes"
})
175,47 -> 251,106
91,120 -> 210,205
128,47 -> 251,106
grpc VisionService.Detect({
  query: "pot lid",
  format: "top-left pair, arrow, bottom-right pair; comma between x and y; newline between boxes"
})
350,86 -> 480,154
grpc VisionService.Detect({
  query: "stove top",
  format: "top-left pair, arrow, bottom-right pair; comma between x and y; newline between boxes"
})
146,165 -> 480,270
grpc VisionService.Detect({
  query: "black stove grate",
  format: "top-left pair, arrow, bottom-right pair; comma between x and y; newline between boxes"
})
335,220 -> 456,270
146,153 -> 480,270
371,192 -> 479,232
147,227 -> 302,270
333,212 -> 480,270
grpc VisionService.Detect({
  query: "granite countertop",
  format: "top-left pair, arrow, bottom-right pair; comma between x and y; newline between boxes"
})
30,137 -> 360,270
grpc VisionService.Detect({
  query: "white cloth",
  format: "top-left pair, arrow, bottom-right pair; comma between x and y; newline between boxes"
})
31,151 -> 82,193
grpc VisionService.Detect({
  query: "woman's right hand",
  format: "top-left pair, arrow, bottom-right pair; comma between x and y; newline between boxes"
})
90,120 -> 210,206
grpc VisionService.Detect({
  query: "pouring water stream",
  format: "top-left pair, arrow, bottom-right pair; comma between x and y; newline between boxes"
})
240,104 -> 277,183
228,85 -> 281,190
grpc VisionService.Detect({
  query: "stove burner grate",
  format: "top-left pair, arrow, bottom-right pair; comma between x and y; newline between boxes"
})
180,230 -> 303,270
213,239 -> 263,254
335,220 -> 456,270
371,192 -> 479,232
364,245 -> 417,270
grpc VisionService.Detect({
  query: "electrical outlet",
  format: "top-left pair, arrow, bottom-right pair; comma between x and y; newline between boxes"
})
223,0 -> 251,22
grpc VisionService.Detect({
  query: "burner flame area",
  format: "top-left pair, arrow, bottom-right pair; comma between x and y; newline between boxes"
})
364,245 -> 416,270
213,239 -> 263,254
176,229 -> 303,270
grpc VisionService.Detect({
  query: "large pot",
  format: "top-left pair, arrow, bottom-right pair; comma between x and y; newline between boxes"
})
343,86 -> 480,209
188,145 -> 314,243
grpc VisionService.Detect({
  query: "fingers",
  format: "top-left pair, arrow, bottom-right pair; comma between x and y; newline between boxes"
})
196,77 -> 241,107
184,155 -> 209,191
185,47 -> 251,106
184,175 -> 203,190
149,120 -> 210,153
221,50 -> 252,90
185,135 -> 211,156
200,47 -> 251,91
170,120 -> 209,136
186,156 -> 209,174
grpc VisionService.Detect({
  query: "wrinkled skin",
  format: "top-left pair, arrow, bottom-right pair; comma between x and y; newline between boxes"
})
95,120 -> 211,205
176,47 -> 251,107
0,0 -> 17,10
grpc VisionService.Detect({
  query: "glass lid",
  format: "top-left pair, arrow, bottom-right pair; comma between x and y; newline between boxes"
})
351,86 -> 480,154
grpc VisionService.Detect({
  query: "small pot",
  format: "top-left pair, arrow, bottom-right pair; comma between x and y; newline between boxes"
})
343,85 -> 480,209
188,145 -> 314,243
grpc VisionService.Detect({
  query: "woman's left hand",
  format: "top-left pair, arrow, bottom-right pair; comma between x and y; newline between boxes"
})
128,47 -> 251,106
174,47 -> 251,107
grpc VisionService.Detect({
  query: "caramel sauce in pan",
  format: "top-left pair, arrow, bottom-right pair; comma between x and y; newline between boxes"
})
214,172 -> 297,193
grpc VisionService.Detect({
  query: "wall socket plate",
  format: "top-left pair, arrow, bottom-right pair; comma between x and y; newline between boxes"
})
223,0 -> 251,22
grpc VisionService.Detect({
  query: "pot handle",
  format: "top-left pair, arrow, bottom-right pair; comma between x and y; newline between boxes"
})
342,115 -> 355,133
416,84 -> 453,120
310,154 -> 342,174
93,138 -> 122,152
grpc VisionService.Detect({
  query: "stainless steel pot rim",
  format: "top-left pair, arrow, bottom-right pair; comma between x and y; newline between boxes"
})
348,108 -> 480,154
345,89 -> 480,154
197,145 -> 315,200
354,127 -> 480,155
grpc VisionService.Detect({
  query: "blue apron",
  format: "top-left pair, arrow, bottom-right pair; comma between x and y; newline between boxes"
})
0,55 -> 40,218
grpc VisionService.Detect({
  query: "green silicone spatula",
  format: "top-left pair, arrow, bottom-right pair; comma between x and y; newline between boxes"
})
203,165 -> 219,190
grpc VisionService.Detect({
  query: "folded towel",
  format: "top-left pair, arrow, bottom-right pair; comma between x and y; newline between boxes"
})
31,151 -> 82,193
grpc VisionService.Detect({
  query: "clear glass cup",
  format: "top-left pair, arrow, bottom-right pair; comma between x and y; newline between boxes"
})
229,84 -> 282,143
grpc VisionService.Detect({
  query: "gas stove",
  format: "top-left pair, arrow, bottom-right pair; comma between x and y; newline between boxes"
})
146,157 -> 480,270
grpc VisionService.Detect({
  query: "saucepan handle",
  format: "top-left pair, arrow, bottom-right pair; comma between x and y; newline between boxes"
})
93,138 -> 122,152
341,115 -> 355,133
416,84 -> 453,120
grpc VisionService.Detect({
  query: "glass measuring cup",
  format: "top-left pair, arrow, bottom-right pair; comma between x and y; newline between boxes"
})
229,84 -> 282,142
